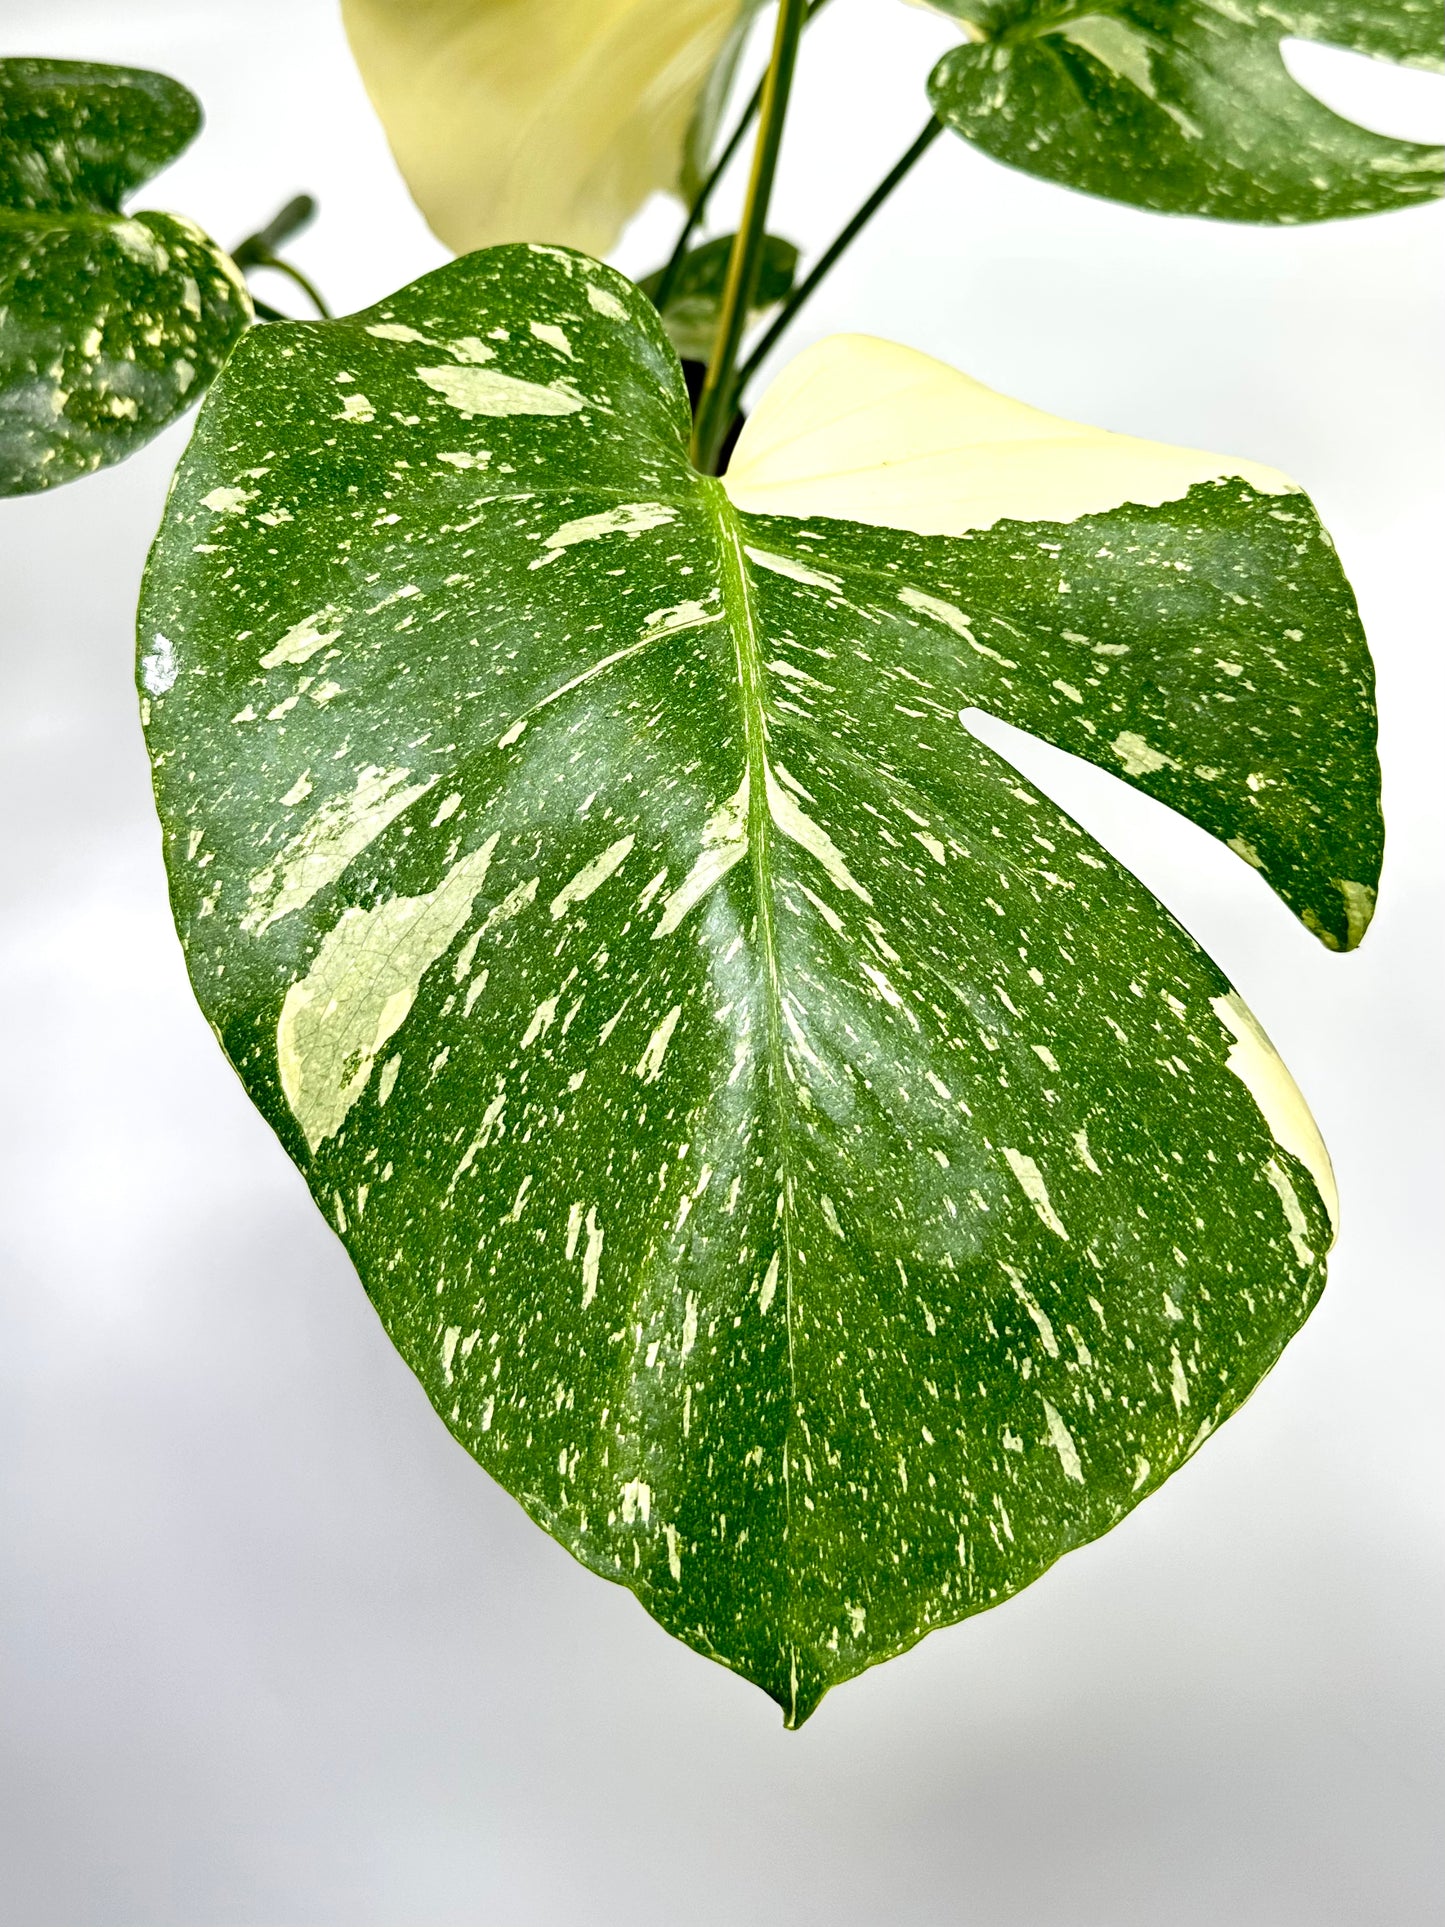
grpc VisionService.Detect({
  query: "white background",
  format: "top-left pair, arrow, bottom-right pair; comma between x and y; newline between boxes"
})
1,4 -> 1441,1922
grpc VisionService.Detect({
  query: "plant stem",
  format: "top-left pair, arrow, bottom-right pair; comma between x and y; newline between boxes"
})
733,116 -> 943,397
253,254 -> 332,319
653,77 -> 764,316
654,0 -> 834,318
232,196 -> 330,319
691,0 -> 811,474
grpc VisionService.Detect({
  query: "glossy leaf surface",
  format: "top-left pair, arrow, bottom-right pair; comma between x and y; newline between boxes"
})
641,232 -> 798,361
926,0 -> 1444,222
341,0 -> 750,257
0,59 -> 250,495
140,247 -> 1375,1722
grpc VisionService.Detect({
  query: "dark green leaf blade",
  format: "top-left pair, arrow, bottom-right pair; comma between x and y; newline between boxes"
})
139,247 -> 1364,1722
640,231 -> 798,362
0,57 -> 199,211
926,0 -> 1444,223
0,59 -> 250,495
724,331 -> 1381,952
736,489 -> 1380,950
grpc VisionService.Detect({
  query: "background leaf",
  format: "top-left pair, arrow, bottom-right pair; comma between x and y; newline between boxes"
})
341,0 -> 754,257
681,0 -> 772,202
0,59 -> 251,496
926,0 -> 1444,222
640,231 -> 798,361
139,247 -> 1373,1722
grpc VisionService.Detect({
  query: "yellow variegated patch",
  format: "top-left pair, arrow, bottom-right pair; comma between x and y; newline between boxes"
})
1211,992 -> 1338,1232
341,0 -> 751,255
723,333 -> 1294,536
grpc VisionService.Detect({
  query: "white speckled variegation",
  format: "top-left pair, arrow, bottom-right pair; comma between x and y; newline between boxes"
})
139,244 -> 1380,1725
928,0 -> 1443,224
0,58 -> 251,495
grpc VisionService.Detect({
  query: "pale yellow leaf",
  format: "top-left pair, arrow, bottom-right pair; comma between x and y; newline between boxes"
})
724,333 -> 1295,536
1212,992 -> 1338,1234
342,0 -> 748,256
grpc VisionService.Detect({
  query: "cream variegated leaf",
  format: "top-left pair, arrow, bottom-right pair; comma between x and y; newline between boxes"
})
341,0 -> 754,257
140,247 -> 1376,1723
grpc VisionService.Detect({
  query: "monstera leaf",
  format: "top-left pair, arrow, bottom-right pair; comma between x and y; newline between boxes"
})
341,0 -> 755,256
139,245 -> 1377,1723
0,59 -> 251,496
641,231 -> 798,361
926,0 -> 1444,222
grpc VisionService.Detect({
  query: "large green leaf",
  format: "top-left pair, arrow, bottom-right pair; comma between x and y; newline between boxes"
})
139,246 -> 1376,1723
926,0 -> 1444,222
0,59 -> 251,497
640,231 -> 798,361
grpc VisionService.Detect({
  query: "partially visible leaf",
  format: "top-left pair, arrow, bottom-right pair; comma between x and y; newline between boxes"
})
341,0 -> 754,257
0,59 -> 251,496
640,231 -> 798,361
724,331 -> 1382,947
139,246 -> 1375,1723
926,0 -> 1444,222
680,0 -> 771,201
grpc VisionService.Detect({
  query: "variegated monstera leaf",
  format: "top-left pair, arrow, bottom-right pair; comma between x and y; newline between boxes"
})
139,246 -> 1377,1723
340,0 -> 756,257
0,59 -> 250,496
926,0 -> 1444,222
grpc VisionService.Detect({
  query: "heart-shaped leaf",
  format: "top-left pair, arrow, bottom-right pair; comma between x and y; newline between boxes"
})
341,0 -> 753,257
926,0 -> 1444,222
641,231 -> 799,361
139,246 -> 1376,1723
0,59 -> 251,496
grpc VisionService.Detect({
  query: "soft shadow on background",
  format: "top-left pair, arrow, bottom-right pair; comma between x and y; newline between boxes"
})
1,4 -> 1441,1924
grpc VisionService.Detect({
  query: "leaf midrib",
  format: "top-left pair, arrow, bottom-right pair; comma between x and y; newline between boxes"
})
702,475 -> 802,1712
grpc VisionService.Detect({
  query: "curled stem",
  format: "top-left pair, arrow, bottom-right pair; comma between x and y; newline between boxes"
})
252,254 -> 331,319
232,195 -> 331,320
